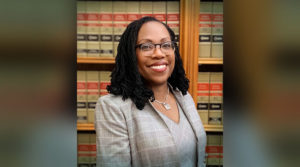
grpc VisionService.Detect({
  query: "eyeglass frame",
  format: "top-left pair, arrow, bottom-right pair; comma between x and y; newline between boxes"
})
135,41 -> 176,55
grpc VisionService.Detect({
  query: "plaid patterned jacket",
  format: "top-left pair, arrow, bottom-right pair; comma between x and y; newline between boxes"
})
95,88 -> 206,167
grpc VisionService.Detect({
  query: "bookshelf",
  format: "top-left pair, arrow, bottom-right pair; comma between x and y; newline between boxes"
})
204,124 -> 223,132
77,57 -> 115,64
77,123 -> 95,131
78,123 -> 223,132
199,58 -> 223,65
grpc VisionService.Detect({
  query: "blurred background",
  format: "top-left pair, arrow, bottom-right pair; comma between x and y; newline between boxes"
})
0,0 -> 76,167
225,0 -> 300,166
0,0 -> 299,166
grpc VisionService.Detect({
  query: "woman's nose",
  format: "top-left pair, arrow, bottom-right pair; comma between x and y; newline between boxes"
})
151,45 -> 165,58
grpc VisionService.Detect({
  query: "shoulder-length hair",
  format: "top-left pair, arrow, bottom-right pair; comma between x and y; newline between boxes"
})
107,16 -> 189,110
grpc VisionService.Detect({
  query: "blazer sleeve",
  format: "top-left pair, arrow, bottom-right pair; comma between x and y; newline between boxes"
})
94,97 -> 131,167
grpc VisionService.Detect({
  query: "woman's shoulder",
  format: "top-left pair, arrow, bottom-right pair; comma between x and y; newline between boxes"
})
96,94 -> 136,118
172,87 -> 193,101
98,93 -> 120,101
169,84 -> 192,101
183,91 -> 193,101
97,94 -> 133,108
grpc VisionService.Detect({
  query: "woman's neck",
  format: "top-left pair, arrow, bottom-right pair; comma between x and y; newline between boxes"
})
149,83 -> 169,102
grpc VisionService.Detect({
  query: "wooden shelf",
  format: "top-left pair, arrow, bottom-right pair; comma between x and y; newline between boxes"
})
198,58 -> 223,65
203,124 -> 223,132
77,57 -> 115,64
77,123 -> 95,131
77,123 -> 223,132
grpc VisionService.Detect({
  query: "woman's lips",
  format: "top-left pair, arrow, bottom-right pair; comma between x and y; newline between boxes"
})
150,64 -> 167,72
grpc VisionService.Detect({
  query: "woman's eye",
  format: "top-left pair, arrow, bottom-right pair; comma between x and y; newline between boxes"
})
141,44 -> 153,50
162,43 -> 172,49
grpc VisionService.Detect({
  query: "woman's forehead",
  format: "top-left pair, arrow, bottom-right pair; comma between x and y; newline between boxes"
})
137,21 -> 170,42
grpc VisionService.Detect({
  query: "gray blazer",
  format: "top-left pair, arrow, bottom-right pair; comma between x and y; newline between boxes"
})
95,88 -> 206,167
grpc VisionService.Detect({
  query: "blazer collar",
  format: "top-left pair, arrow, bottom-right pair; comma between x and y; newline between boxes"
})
169,84 -> 200,142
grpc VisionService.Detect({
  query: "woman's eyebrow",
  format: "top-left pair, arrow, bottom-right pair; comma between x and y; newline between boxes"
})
161,37 -> 171,42
137,39 -> 153,44
137,37 -> 171,44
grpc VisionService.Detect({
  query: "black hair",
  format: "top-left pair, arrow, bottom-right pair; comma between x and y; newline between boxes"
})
107,16 -> 189,110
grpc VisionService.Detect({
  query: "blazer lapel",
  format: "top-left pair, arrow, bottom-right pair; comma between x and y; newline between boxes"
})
172,89 -> 201,141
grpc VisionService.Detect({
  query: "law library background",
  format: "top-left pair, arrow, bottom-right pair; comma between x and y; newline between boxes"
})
76,0 -> 223,166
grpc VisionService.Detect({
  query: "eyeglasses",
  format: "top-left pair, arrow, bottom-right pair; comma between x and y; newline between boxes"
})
135,41 -> 175,56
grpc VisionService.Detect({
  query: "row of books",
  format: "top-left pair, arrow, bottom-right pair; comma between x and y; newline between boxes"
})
199,1 -> 223,59
197,72 -> 223,125
77,70 -> 111,123
205,133 -> 223,166
77,1 -> 180,58
78,133 -> 96,167
77,132 -> 223,167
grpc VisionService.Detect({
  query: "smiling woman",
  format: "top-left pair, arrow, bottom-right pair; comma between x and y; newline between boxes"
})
95,17 -> 206,167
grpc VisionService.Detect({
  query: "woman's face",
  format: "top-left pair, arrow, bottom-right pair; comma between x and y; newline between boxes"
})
136,21 -> 175,87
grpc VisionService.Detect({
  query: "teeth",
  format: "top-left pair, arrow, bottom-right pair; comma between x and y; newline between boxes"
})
151,65 -> 166,70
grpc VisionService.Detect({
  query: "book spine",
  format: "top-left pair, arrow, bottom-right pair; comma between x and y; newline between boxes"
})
220,135 -> 223,166
208,72 -> 223,125
77,1 -> 87,58
99,71 -> 111,97
90,133 -> 97,167
77,71 -> 87,123
127,1 -> 140,24
153,1 -> 167,24
206,134 -> 222,166
199,2 -> 213,58
87,71 -> 99,123
78,133 -> 91,166
197,72 -> 210,125
140,1 -> 153,18
211,2 -> 223,58
167,1 -> 180,43
113,1 -> 127,57
99,1 -> 113,57
86,1 -> 100,57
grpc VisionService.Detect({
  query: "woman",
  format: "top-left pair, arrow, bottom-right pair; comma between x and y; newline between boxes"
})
95,17 -> 206,167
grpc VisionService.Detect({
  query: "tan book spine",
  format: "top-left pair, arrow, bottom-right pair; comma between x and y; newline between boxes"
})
140,1 -> 153,18
78,133 -> 91,166
77,71 -> 87,123
211,2 -> 223,58
87,71 -> 99,123
199,2 -> 213,58
220,135 -> 223,166
86,1 -> 100,57
99,71 -> 111,97
197,72 -> 210,125
77,1 -> 87,58
113,1 -> 127,57
208,72 -> 223,125
90,133 -> 97,166
167,1 -> 180,43
127,1 -> 140,24
206,134 -> 222,166
99,1 -> 113,57
153,1 -> 167,23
